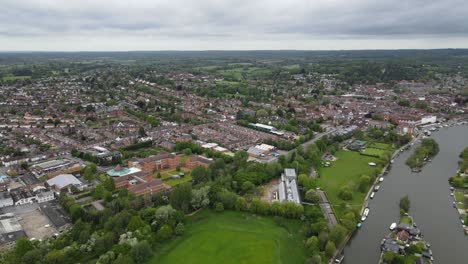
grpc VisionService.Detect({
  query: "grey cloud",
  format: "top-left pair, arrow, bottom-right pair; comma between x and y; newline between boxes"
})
0,0 -> 467,50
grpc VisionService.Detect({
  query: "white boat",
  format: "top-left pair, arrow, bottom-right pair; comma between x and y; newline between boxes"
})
379,177 -> 384,182
370,192 -> 375,199
363,207 -> 370,217
368,162 -> 376,166
389,222 -> 397,230
361,216 -> 367,221
390,159 -> 394,164
374,185 -> 380,192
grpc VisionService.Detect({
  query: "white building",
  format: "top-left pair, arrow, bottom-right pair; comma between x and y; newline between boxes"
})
420,116 -> 437,125
278,168 -> 300,204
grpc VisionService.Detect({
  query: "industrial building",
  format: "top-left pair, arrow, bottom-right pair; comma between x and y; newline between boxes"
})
278,168 -> 300,204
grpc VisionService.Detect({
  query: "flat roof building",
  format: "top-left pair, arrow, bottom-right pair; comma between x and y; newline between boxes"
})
278,168 -> 300,204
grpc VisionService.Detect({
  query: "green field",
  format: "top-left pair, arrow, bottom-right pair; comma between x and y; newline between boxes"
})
368,142 -> 392,150
2,75 -> 31,81
400,216 -> 413,225
316,150 -> 380,217
150,210 -> 306,264
282,64 -> 301,70
361,147 -> 387,158
164,174 -> 192,186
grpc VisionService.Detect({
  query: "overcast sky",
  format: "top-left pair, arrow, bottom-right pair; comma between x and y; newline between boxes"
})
1,0 -> 467,51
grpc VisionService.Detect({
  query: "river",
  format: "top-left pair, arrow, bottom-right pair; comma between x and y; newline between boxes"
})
344,124 -> 468,264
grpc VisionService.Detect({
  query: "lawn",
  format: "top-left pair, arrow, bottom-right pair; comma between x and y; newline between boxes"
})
164,174 -> 192,187
316,150 -> 380,217
400,216 -> 413,225
361,148 -> 387,158
2,75 -> 31,81
149,210 -> 306,264
368,142 -> 392,150
454,191 -> 465,203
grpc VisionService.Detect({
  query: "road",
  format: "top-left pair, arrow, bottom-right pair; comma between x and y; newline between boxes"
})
285,127 -> 339,157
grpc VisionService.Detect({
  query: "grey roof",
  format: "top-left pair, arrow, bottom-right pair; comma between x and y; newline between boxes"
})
39,202 -> 70,229
284,168 -> 297,179
46,174 -> 82,189
381,239 -> 401,254
0,191 -> 12,201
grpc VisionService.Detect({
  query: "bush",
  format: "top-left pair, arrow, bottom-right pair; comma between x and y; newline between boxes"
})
338,186 -> 353,201
175,223 -> 185,236
215,202 -> 224,212
399,195 -> 410,212
305,189 -> 320,203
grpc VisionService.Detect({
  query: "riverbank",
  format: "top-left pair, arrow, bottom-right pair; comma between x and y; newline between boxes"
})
329,141 -> 412,263
343,123 -> 468,264
448,146 -> 468,235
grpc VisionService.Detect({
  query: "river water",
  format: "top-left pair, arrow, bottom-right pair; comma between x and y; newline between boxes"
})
344,124 -> 468,264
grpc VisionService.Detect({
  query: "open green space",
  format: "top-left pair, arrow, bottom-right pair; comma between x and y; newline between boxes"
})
316,150 -> 380,217
361,147 -> 387,158
282,64 -> 301,70
149,210 -> 306,264
163,173 -> 192,187
368,142 -> 392,150
399,216 -> 413,225
217,67 -> 272,80
2,75 -> 31,81
454,191 -> 465,203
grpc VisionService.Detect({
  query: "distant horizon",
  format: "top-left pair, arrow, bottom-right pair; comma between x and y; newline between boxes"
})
1,48 -> 468,53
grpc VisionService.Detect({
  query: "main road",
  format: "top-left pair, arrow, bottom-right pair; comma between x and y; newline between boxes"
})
343,124 -> 468,264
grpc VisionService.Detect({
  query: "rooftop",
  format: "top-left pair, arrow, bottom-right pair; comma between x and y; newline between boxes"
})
107,167 -> 141,177
46,174 -> 82,189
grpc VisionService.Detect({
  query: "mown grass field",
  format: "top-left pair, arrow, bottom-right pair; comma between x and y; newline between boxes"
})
2,75 -> 31,81
317,150 -> 380,217
149,210 -> 306,264
368,142 -> 392,150
361,147 -> 387,158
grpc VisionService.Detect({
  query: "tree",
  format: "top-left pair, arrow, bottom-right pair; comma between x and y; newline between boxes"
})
127,216 -> 146,232
399,195 -> 410,212
154,205 -> 176,224
235,197 -> 247,211
305,236 -> 319,253
130,240 -> 152,263
215,202 -> 224,212
305,189 -> 320,203
138,126 -> 146,137
240,181 -> 255,195
191,166 -> 210,184
307,254 -> 322,264
156,225 -> 173,241
69,204 -> 85,222
114,254 -> 135,264
338,186 -> 353,200
329,224 -> 347,246
175,222 -> 185,236
22,249 -> 43,264
325,241 -> 336,258
170,183 -> 192,213
358,175 -> 371,193
190,186 -> 210,210
45,249 -> 66,264
14,237 -> 33,258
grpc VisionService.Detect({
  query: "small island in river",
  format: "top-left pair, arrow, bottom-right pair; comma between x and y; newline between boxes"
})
405,138 -> 439,171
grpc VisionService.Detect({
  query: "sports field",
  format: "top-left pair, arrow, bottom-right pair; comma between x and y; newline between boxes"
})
149,210 -> 306,264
